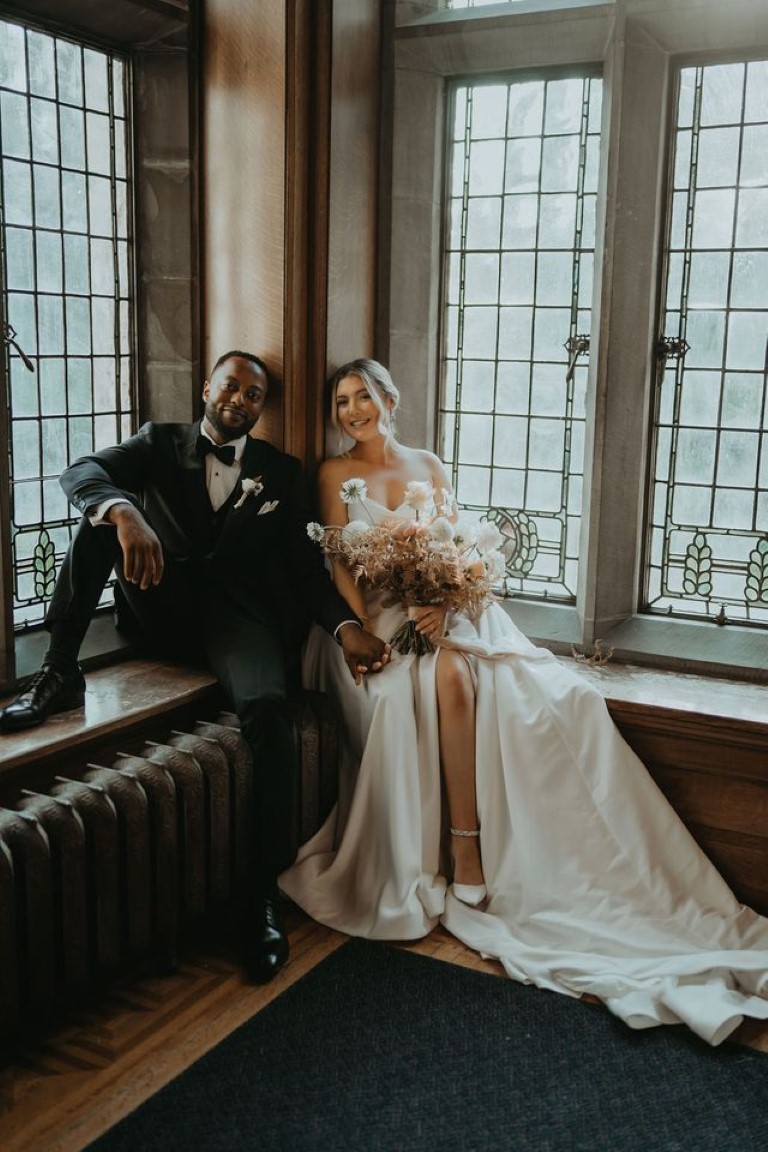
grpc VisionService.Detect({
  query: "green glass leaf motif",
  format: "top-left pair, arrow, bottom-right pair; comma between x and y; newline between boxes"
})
32,528 -> 57,600
486,508 -> 540,576
745,536 -> 768,604
682,531 -> 712,597
513,511 -> 539,575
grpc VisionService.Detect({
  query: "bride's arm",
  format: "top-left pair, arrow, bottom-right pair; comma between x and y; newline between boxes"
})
317,461 -> 369,623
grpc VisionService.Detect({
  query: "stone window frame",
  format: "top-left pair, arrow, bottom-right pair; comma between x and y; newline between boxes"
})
381,0 -> 768,681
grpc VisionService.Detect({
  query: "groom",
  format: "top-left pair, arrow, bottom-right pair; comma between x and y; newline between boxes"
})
0,351 -> 388,981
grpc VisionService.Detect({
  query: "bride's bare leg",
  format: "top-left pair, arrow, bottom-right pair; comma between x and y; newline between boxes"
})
435,650 -> 484,887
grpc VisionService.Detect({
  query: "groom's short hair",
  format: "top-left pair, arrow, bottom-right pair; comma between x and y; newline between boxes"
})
211,350 -> 269,383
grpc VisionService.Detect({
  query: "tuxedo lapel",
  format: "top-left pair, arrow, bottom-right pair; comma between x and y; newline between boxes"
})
239,436 -> 268,482
173,422 -> 210,503
173,423 -> 203,470
216,437 -> 272,548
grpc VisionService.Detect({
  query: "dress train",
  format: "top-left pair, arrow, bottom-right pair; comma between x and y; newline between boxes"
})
279,500 -> 768,1045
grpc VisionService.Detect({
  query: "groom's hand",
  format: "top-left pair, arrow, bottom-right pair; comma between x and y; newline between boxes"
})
338,624 -> 390,685
108,504 -> 164,590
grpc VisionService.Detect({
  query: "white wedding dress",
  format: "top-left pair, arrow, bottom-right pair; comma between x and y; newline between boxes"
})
279,497 -> 768,1045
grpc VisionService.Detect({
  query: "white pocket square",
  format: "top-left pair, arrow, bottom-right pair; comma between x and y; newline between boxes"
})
258,499 -> 280,515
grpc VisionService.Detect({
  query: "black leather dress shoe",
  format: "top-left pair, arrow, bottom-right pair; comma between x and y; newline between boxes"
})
0,664 -> 86,732
244,896 -> 289,983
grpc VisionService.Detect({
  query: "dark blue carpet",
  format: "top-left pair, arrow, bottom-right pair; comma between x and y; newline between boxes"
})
87,938 -> 768,1152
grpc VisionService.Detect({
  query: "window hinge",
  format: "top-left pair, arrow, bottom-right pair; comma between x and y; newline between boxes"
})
564,334 -> 590,383
2,322 -> 35,372
656,335 -> 689,362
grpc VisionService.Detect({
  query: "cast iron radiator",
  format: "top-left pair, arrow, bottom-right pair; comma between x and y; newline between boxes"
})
0,690 -> 339,1042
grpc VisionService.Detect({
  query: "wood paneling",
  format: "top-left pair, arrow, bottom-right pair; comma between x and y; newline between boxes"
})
608,704 -> 768,916
201,1 -> 380,461
326,0 -> 381,379
284,0 -> 333,461
202,0 -> 286,444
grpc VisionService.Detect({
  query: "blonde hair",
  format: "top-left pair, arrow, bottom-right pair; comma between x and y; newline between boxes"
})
329,359 -> 400,450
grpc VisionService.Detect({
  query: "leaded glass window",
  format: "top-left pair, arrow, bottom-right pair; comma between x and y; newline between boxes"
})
0,20 -> 135,629
446,1 -> 614,8
441,74 -> 602,601
447,1 -> 537,7
645,60 -> 768,627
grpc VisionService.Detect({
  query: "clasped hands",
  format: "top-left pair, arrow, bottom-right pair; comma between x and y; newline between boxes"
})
339,606 -> 448,684
338,623 -> 391,685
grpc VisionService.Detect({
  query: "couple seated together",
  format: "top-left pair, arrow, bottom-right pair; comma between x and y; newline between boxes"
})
2,351 -> 767,1046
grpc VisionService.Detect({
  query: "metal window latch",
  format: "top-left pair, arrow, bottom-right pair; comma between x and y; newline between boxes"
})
564,334 -> 590,383
656,335 -> 689,362
2,322 -> 35,372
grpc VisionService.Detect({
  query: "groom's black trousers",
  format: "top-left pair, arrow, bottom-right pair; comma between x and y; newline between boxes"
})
45,516 -> 298,894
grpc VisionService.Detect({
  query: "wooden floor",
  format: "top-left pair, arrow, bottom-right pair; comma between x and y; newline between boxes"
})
1,905 -> 767,1152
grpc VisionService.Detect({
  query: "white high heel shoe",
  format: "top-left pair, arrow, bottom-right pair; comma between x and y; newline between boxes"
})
451,881 -> 487,907
449,827 -> 487,907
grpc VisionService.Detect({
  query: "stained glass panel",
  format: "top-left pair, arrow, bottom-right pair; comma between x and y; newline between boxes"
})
0,20 -> 135,629
440,74 -> 602,601
645,61 -> 768,626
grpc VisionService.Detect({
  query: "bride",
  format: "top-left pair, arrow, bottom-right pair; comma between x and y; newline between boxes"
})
279,358 -> 768,1046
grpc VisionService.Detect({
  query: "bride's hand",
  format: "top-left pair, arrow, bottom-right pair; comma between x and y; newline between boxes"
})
412,605 -> 448,641
338,623 -> 391,684
389,520 -> 424,540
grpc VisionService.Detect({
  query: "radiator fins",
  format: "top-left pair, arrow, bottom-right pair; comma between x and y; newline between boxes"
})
0,692 -> 339,1042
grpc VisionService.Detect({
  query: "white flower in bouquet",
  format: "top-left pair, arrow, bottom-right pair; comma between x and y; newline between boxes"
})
306,480 -> 498,656
455,521 -> 477,548
485,548 -> 506,579
340,477 -> 368,504
403,480 -> 434,512
437,487 -> 456,518
342,519 -> 371,542
476,521 -> 504,554
428,516 -> 454,544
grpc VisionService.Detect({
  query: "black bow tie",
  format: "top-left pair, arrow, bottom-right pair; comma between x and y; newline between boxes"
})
196,435 -> 236,466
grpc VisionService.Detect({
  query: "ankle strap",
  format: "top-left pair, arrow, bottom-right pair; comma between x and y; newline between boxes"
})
450,827 -> 480,837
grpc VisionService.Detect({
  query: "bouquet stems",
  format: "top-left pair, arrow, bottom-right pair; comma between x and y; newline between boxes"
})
389,606 -> 436,656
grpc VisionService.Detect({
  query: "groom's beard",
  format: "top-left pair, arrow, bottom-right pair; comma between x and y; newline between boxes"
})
203,404 -> 258,442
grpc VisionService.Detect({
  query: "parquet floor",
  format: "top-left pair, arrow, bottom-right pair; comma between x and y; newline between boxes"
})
1,905 -> 766,1152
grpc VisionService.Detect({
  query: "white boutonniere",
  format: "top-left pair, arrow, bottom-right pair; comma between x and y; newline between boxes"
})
258,499 -> 280,515
233,474 -> 264,509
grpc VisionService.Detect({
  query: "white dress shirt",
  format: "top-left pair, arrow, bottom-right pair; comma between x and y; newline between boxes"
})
197,425 -> 247,511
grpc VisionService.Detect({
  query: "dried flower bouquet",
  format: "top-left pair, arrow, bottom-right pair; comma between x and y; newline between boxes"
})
307,479 -> 504,654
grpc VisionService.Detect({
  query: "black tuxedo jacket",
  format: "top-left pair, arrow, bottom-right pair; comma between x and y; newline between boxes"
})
60,421 -> 355,646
